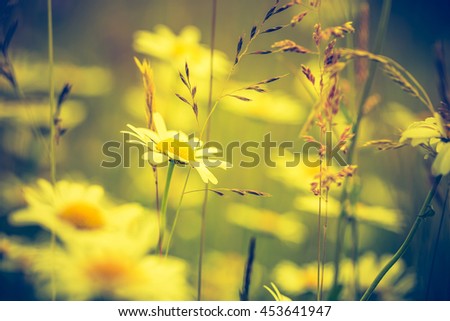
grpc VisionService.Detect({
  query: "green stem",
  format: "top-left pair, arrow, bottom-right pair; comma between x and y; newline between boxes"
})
159,161 -> 175,253
152,166 -> 161,255
165,168 -> 191,257
360,175 -> 442,301
47,0 -> 57,301
47,0 -> 56,185
198,0 -> 217,301
332,0 -> 392,291
425,182 -> 449,299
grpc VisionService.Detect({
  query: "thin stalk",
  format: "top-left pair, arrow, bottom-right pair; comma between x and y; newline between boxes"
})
425,181 -> 448,299
165,168 -> 191,257
152,166 -> 161,255
159,161 -> 175,254
361,175 -> 442,301
239,237 -> 256,301
332,0 -> 392,290
198,0 -> 217,301
47,0 -> 57,301
316,156 -> 323,301
350,217 -> 360,299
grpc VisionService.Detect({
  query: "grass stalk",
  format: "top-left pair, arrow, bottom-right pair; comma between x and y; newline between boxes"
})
425,181 -> 448,299
47,0 -> 57,301
197,0 -> 217,301
239,237 -> 256,301
159,161 -> 175,254
332,0 -> 392,293
360,175 -> 442,301
165,168 -> 191,257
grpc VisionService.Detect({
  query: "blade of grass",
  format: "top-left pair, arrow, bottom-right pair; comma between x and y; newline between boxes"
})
47,0 -> 57,301
198,0 -> 217,301
331,0 -> 392,296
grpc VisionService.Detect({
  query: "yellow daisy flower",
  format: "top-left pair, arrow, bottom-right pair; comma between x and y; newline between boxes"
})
272,260 -> 334,295
226,203 -> 307,244
1,231 -> 192,300
122,112 -> 229,184
9,179 -> 156,241
133,25 -> 231,78
221,90 -> 305,124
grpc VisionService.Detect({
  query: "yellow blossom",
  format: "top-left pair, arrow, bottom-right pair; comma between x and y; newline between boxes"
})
122,112 -> 230,184
9,180 -> 153,239
134,25 -> 231,78
226,203 -> 307,243
272,260 -> 333,295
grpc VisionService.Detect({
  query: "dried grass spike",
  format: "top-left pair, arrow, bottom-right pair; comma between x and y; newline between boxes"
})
184,61 -> 190,80
57,83 -> 72,109
363,140 -> 406,151
228,95 -> 252,102
257,74 -> 288,85
262,25 -> 284,34
210,190 -> 225,196
175,93 -> 191,106
301,64 -> 315,85
383,64 -> 418,97
264,6 -> 277,22
291,11 -> 308,27
2,20 -> 18,55
245,85 -> 266,93
250,26 -> 257,40
275,3 -> 293,14
179,71 -> 189,89
313,23 -> 322,46
250,50 -> 272,55
236,36 -> 244,56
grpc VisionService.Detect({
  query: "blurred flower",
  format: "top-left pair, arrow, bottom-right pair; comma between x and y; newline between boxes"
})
295,195 -> 403,233
221,90 -> 305,124
123,112 -> 229,184
340,252 -> 415,300
267,151 -> 321,191
0,230 -> 192,300
12,59 -> 112,96
272,260 -> 333,295
226,203 -> 307,243
400,113 -> 450,176
264,282 -> 292,301
0,100 -> 86,128
202,251 -> 261,300
9,179 -> 155,241
134,25 -> 231,78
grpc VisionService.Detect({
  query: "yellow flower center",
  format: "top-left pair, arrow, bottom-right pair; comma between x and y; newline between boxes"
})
85,256 -> 138,296
58,201 -> 105,230
87,258 -> 130,282
156,138 -> 195,162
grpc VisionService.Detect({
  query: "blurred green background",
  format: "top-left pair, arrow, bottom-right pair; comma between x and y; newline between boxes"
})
1,0 -> 449,300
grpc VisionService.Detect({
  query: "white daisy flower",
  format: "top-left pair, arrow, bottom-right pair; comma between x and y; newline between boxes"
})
122,112 -> 230,184
400,113 -> 450,176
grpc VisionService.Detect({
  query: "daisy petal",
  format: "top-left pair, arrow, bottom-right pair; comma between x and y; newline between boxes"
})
194,164 -> 218,185
432,143 -> 450,176
153,113 -> 167,135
